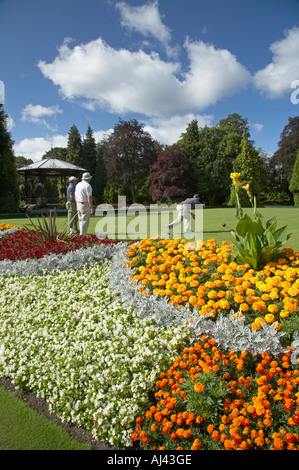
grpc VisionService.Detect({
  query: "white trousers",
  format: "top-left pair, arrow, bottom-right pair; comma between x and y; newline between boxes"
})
77,202 -> 90,236
169,204 -> 191,231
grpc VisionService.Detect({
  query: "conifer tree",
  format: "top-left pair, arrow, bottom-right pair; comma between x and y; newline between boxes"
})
178,119 -> 200,162
0,105 -> 18,212
289,149 -> 299,206
93,142 -> 107,204
67,124 -> 82,166
228,132 -> 261,207
82,125 -> 97,177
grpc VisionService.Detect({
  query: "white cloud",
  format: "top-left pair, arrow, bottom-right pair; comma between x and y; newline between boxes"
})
144,113 -> 214,145
6,115 -> 15,131
14,134 -> 68,162
21,104 -> 63,131
251,123 -> 263,133
38,36 -> 251,118
93,128 -> 113,142
254,26 -> 299,98
182,39 -> 251,109
116,0 -> 177,57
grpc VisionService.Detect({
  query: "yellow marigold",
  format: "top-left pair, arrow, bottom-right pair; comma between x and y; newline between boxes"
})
194,382 -> 205,393
283,297 -> 298,312
251,318 -> 265,331
234,293 -> 245,303
218,299 -> 231,310
269,291 -> 279,300
287,286 -> 299,297
264,313 -> 276,324
261,294 -> 270,301
208,290 -> 218,299
239,303 -> 250,312
280,310 -> 290,318
252,301 -> 267,313
268,304 -> 279,314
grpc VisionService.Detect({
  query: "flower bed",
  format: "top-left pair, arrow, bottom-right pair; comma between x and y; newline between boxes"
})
126,237 -> 299,341
0,223 -> 21,231
125,237 -> 299,450
0,228 -> 118,261
0,227 -> 298,450
132,335 -> 299,450
0,227 -> 190,448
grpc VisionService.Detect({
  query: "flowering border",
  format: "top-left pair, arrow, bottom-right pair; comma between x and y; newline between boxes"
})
107,242 -> 297,358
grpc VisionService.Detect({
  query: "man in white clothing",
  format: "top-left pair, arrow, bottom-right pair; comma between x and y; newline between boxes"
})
75,172 -> 93,236
165,194 -> 202,236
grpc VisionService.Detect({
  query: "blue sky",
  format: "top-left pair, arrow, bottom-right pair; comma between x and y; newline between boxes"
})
1,0 -> 299,162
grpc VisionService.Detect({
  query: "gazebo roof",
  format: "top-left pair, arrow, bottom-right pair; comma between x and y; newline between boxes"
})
17,158 -> 87,177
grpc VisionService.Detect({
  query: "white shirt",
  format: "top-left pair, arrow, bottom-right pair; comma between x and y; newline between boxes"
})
75,180 -> 92,203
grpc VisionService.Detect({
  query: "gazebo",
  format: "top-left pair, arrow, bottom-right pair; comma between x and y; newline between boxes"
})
17,157 -> 87,207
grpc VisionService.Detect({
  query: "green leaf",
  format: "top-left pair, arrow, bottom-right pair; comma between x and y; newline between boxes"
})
235,214 -> 253,237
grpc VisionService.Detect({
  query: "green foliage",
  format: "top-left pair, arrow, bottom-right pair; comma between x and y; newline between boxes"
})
0,105 -> 18,212
228,132 -> 261,207
178,119 -> 200,162
43,147 -> 68,161
67,124 -> 83,166
0,194 -> 18,214
93,143 -> 107,204
289,149 -> 299,205
181,371 -> 228,423
217,113 -> 251,164
82,125 -> 97,176
230,213 -> 292,270
227,184 -> 251,209
103,119 -> 157,204
270,116 -> 299,188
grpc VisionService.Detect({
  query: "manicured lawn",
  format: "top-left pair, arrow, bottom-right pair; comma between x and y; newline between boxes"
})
0,385 -> 90,450
1,206 -> 299,249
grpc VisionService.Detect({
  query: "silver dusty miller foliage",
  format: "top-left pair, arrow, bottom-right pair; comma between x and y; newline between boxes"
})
0,242 -> 120,277
108,244 -> 292,356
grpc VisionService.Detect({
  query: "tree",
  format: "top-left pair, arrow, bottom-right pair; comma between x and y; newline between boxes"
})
102,119 -> 157,203
195,126 -> 229,205
67,124 -> 82,166
0,105 -> 18,212
43,147 -> 68,161
217,113 -> 251,165
81,125 -> 97,177
149,145 -> 197,203
15,156 -> 34,203
270,116 -> 299,194
93,142 -> 107,204
178,119 -> 200,162
177,114 -> 254,206
15,156 -> 33,168
289,149 -> 299,206
228,132 -> 261,207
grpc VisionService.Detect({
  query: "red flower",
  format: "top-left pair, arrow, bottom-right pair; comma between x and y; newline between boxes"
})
0,229 -> 122,262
